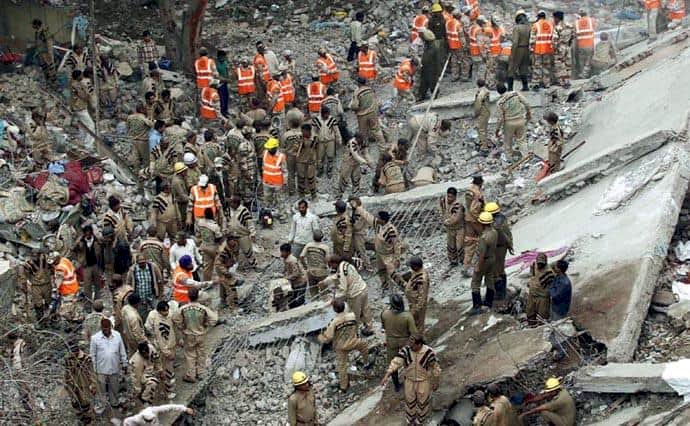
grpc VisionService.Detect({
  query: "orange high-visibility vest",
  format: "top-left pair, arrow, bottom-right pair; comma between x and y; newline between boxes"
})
194,56 -> 215,88
668,0 -> 686,19
446,18 -> 462,50
280,75 -> 295,104
500,44 -> 512,58
191,184 -> 218,218
55,257 -> 79,296
411,14 -> 429,42
645,0 -> 660,9
267,80 -> 285,113
357,50 -> 377,80
469,24 -> 482,56
575,17 -> 595,48
532,20 -> 554,55
393,59 -> 414,91
200,87 -> 219,119
307,81 -> 326,113
489,26 -> 503,56
253,53 -> 271,82
316,54 -> 340,85
466,0 -> 480,20
442,11 -> 452,23
262,150 -> 286,186
173,265 -> 193,303
236,66 -> 256,95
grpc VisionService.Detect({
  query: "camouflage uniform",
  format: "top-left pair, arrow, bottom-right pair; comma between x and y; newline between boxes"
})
553,22 -> 574,86
296,134 -> 318,199
440,195 -> 464,265
350,85 -> 387,152
281,128 -> 303,196
65,351 -> 96,424
237,137 -> 258,203
547,122 -> 564,172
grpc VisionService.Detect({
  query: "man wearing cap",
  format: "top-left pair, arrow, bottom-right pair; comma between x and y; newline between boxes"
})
320,256 -> 374,335
508,10 -> 532,91
381,294 -> 417,391
350,77 -> 387,153
227,195 -> 257,269
186,174 -> 223,231
318,299 -> 371,391
126,254 -> 163,319
171,161 -> 190,220
145,301 -> 177,399
214,239 -> 241,310
530,10 -> 555,89
484,202 -> 513,300
127,102 -> 155,170
552,11 -> 574,88
396,256 -> 430,330
312,106 -> 342,178
262,137 -> 288,218
337,134 -> 374,199
296,124 -> 318,199
300,229 -> 332,297
182,151 -> 201,191
65,339 -> 97,423
521,377 -> 575,425
440,187 -> 465,267
526,253 -> 556,324
174,287 -> 218,383
47,251 -> 83,323
470,211 -> 497,314
288,371 -> 317,425
331,200 -> 353,259
463,175 -> 485,276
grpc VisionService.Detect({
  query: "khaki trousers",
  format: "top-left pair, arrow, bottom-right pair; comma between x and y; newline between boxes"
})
504,118 -> 527,158
155,220 -> 178,240
404,379 -> 432,425
347,291 -> 372,330
336,340 -> 369,390
183,333 -> 207,380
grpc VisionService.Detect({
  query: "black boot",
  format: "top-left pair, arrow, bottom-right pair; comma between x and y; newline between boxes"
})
483,288 -> 495,308
521,77 -> 529,91
392,372 -> 402,392
494,276 -> 507,300
470,291 -> 482,315
507,77 -> 514,91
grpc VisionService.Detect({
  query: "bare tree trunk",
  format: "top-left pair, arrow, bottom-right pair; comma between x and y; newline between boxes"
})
159,0 -> 208,73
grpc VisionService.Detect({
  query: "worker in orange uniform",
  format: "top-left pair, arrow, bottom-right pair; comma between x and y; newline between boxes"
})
253,41 -> 272,105
446,10 -> 470,81
529,10 -> 554,90
307,74 -> 326,117
357,43 -> 378,81
315,48 -> 340,86
468,15 -> 489,83
235,58 -> 256,108
200,80 -> 222,122
279,68 -> 295,108
47,251 -> 83,322
574,9 -> 596,78
186,174 -> 223,230
465,0 -> 480,20
642,0 -> 661,40
266,72 -> 286,120
411,6 -> 430,43
486,16 -> 505,89
442,3 -> 454,23
393,57 -> 418,107
666,0 -> 686,27
262,137 -> 288,220
194,48 -> 218,90
172,255 -> 216,304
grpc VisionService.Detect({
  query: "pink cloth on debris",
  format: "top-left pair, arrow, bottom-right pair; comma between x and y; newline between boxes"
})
505,246 -> 569,270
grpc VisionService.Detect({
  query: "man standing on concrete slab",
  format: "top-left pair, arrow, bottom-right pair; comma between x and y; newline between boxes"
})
470,212 -> 497,314
300,230 -> 331,298
473,79 -> 492,155
574,9 -> 596,78
484,202 -> 513,300
549,260 -> 572,321
396,256 -> 431,332
643,0 -> 661,41
288,371 -> 317,425
495,83 -> 531,161
90,318 -> 128,414
280,243 -> 309,308
530,10 -> 555,90
552,11 -> 574,88
331,200 -> 353,260
174,287 -> 218,383
520,377 -> 575,425
381,294 -> 417,392
507,10 -> 531,91
289,200 -> 320,258
526,253 -> 556,325
320,256 -> 374,336
380,334 -> 441,425
317,299 -> 371,392
463,175 -> 485,277
441,187 -> 465,267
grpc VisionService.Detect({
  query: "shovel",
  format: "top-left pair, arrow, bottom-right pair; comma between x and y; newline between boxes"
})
534,140 -> 587,182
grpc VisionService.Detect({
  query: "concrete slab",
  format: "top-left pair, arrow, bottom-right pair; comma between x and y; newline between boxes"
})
587,405 -> 645,426
409,89 -> 544,120
574,363 -> 676,393
244,301 -> 334,346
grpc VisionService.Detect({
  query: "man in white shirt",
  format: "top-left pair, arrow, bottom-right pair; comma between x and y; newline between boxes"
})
348,11 -> 365,62
168,231 -> 202,272
288,199 -> 321,257
123,404 -> 194,425
90,318 -> 128,413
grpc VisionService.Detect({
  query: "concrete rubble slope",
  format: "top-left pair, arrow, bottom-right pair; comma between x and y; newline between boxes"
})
574,363 -> 677,394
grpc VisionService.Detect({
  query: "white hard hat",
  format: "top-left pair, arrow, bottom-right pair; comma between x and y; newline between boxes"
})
141,408 -> 156,421
283,49 -> 293,57
47,251 -> 60,264
183,152 -> 197,165
198,174 -> 209,186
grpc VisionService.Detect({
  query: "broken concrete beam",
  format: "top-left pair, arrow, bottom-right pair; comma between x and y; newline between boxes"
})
409,90 -> 543,120
243,301 -> 334,347
667,300 -> 690,330
574,363 -> 676,394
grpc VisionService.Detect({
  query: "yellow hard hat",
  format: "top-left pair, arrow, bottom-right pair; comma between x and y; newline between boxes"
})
484,202 -> 500,214
544,377 -> 561,392
377,30 -> 388,39
292,371 -> 309,386
174,162 -> 188,174
478,211 -> 493,224
264,137 -> 279,150
431,3 -> 443,12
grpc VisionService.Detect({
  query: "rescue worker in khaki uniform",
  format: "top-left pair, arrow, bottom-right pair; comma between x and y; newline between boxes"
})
129,342 -> 162,405
463,176 -> 485,276
487,383 -> 521,426
288,371 -> 317,426
337,134 -> 374,199
227,195 -> 257,269
349,197 -> 375,270
139,226 -> 170,278
317,299 -> 371,391
312,106 -> 342,177
214,235 -> 241,310
281,243 -> 309,308
552,11 -> 574,88
111,274 -> 133,333
171,162 -> 190,219
174,287 -> 218,382
281,115 -> 303,196
377,153 -> 406,194
472,390 -> 494,426
381,294 -> 417,392
300,230 -> 332,298
507,10 -> 532,91
474,79 -> 492,154
145,301 -> 177,399
350,77 -> 387,153
470,212 -> 498,314
408,113 -> 451,166
127,103 -> 154,170
526,253 -> 556,324
484,202 -> 513,301
149,181 -> 180,240
195,207 -> 223,281
360,210 -> 403,291
440,187 -> 465,267
121,293 -> 147,355
521,377 -> 576,425
495,83 -> 531,161
320,256 -> 374,335
380,335 -> 442,425
331,200 -> 353,260
296,124 -> 318,199
395,257 -> 431,331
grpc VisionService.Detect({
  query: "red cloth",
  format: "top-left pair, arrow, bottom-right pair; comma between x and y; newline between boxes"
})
505,246 -> 569,270
63,161 -> 90,205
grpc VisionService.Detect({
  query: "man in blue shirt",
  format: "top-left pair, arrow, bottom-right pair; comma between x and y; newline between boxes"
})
148,120 -> 165,152
549,259 -> 572,320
